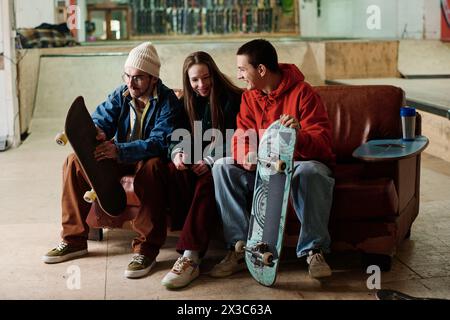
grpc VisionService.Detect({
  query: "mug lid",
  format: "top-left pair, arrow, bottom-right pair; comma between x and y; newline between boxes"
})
400,107 -> 416,116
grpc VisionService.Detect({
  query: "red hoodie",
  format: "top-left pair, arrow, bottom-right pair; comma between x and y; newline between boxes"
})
232,63 -> 335,166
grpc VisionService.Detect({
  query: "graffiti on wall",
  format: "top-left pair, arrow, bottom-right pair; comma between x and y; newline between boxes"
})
442,0 -> 450,41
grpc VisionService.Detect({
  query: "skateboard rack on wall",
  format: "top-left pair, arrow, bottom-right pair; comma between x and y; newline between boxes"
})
129,0 -> 294,36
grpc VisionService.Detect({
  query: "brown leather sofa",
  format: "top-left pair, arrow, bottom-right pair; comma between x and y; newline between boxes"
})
87,85 -> 425,271
285,85 -> 424,270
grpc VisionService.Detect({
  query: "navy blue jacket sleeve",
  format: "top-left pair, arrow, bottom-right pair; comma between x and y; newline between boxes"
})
91,86 -> 124,140
115,89 -> 182,163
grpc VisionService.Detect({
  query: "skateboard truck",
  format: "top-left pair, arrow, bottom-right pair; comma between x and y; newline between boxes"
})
258,158 -> 286,172
83,189 -> 97,203
235,240 -> 274,266
55,131 -> 68,146
248,152 -> 286,173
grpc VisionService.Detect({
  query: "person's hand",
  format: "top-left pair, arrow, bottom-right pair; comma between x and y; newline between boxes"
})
173,152 -> 189,170
280,114 -> 301,129
192,160 -> 209,176
95,126 -> 107,142
243,151 -> 257,171
94,141 -> 118,161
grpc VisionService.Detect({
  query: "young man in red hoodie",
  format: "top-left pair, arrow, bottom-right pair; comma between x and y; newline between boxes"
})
210,39 -> 336,279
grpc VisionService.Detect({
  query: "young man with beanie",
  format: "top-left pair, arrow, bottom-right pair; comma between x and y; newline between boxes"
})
210,39 -> 336,279
42,42 -> 183,279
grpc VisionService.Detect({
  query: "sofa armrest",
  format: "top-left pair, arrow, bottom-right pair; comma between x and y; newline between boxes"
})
352,136 -> 428,162
395,155 -> 421,213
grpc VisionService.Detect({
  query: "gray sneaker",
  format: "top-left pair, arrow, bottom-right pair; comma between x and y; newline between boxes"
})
42,241 -> 88,264
124,254 -> 156,279
209,251 -> 246,278
306,249 -> 332,278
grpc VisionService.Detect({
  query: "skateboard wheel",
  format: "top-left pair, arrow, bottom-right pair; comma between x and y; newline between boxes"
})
55,132 -> 68,146
83,189 -> 97,203
235,240 -> 246,253
275,160 -> 286,172
262,252 -> 273,265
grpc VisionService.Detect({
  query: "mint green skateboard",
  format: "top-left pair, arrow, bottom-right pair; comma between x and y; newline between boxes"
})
236,119 -> 297,286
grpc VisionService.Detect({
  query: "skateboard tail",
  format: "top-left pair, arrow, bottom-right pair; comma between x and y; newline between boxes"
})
376,289 -> 448,301
247,264 -> 277,287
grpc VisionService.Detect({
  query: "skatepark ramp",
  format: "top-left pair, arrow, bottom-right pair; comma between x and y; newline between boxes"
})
398,40 -> 450,78
33,53 -> 127,120
22,40 -> 325,136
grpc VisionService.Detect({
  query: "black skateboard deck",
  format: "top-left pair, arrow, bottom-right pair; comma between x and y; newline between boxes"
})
376,289 -> 447,301
63,96 -> 127,216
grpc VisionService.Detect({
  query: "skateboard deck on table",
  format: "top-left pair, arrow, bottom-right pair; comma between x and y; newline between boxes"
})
376,289 -> 447,301
236,119 -> 296,287
57,96 -> 127,216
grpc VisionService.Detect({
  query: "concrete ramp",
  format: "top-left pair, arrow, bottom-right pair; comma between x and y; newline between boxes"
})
398,40 -> 450,78
33,54 -> 127,120
28,40 -> 321,133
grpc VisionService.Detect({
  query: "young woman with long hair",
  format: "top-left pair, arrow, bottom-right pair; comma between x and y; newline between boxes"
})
160,51 -> 243,289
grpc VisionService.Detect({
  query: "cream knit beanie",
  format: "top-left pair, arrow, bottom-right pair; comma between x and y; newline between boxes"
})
124,42 -> 161,78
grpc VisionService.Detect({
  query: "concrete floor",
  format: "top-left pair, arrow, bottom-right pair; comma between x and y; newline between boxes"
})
1,114 -> 450,300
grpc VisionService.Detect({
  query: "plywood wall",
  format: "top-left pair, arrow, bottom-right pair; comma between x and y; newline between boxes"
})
420,111 -> 450,163
398,40 -> 450,77
325,41 -> 399,79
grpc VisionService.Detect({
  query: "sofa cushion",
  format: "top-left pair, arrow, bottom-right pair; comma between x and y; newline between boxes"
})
86,203 -> 139,228
333,163 -> 366,182
332,178 -> 399,219
285,174 -> 399,234
329,220 -> 397,256
315,85 -> 405,162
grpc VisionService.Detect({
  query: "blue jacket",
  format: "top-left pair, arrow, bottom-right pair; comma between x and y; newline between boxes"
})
91,80 -> 182,164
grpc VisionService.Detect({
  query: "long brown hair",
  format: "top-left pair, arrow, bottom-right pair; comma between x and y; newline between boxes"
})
182,51 -> 242,133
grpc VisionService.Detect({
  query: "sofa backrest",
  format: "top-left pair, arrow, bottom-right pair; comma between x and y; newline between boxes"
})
315,85 -> 405,162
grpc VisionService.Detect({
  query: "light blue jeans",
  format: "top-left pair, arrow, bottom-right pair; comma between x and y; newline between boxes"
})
212,157 -> 335,258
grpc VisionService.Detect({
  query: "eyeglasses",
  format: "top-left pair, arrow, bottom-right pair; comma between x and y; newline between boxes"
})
122,73 -> 150,85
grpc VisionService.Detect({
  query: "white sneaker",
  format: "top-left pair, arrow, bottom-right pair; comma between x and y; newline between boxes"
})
306,250 -> 332,278
209,251 -> 246,278
161,257 -> 200,289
